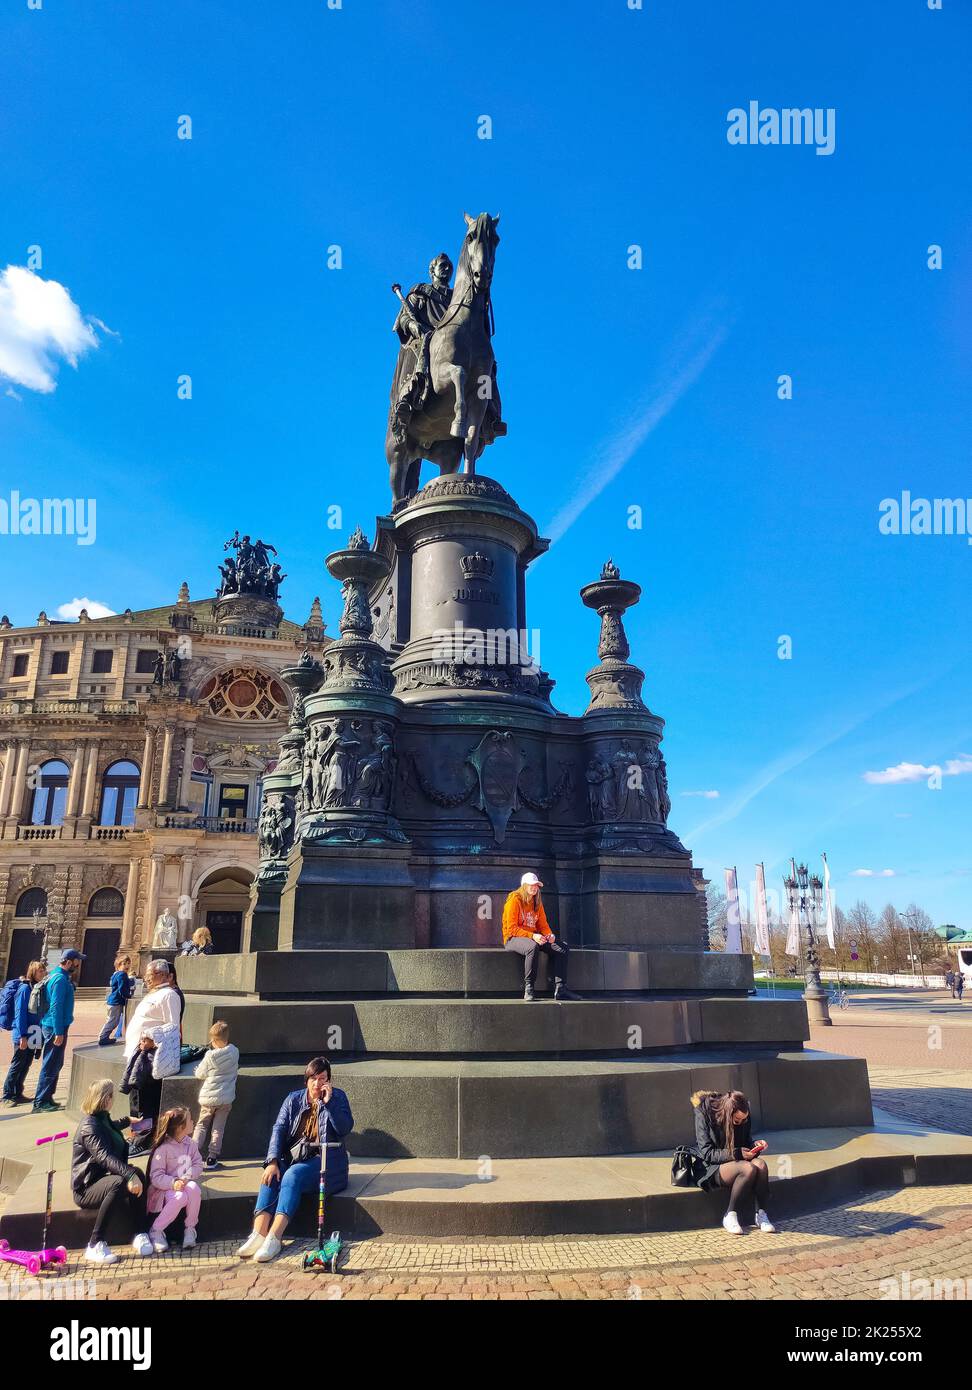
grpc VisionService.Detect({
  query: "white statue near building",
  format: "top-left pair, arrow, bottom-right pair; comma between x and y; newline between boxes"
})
152,908 -> 178,950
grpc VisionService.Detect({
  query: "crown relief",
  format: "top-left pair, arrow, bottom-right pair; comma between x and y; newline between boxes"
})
459,551 -> 495,580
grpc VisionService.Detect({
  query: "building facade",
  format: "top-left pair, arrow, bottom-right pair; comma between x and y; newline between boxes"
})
0,548 -> 328,984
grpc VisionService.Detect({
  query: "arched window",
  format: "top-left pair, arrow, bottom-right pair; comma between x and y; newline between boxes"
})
15,887 -> 48,917
99,759 -> 140,827
29,760 -> 69,826
88,887 -> 124,918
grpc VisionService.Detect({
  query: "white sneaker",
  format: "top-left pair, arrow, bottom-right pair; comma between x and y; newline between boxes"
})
755,1208 -> 777,1233
238,1230 -> 264,1259
132,1233 -> 153,1258
85,1240 -> 119,1265
254,1233 -> 282,1263
183,1226 -> 197,1249
722,1211 -> 744,1235
148,1230 -> 169,1254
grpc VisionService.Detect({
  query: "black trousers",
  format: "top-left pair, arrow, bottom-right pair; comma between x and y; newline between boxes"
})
131,1078 -> 163,1124
505,936 -> 570,987
74,1168 -> 147,1244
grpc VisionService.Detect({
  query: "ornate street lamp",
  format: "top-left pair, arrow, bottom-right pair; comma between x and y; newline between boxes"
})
784,860 -> 832,1026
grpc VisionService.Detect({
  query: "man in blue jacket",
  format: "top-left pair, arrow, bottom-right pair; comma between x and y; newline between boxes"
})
32,948 -> 84,1113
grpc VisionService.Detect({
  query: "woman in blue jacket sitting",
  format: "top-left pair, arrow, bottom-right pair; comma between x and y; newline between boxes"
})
1,960 -> 46,1106
238,1055 -> 353,1264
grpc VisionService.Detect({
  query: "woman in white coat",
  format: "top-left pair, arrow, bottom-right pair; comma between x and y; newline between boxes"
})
123,960 -> 182,1156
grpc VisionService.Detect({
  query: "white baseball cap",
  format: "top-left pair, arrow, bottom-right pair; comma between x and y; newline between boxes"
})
520,872 -> 543,887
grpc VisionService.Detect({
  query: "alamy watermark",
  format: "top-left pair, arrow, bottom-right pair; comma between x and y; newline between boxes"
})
727,101 -> 836,156
433,622 -> 541,672
0,492 -> 96,545
879,1269 -> 968,1300
879,492 -> 972,544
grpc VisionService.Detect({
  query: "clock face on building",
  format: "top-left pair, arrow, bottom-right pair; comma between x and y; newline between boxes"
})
198,668 -> 289,722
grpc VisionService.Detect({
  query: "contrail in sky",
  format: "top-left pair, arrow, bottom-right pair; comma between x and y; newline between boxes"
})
543,315 -> 729,547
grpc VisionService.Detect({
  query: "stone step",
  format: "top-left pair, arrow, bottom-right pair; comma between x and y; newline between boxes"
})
67,1045 -> 870,1160
174,947 -> 754,999
179,993 -> 809,1058
2,1108 -> 971,1244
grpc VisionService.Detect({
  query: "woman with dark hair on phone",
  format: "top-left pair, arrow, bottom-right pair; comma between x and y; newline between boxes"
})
690,1088 -> 776,1235
237,1055 -> 353,1264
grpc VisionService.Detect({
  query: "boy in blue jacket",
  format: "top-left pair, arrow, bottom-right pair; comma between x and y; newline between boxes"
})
33,948 -> 84,1113
99,953 -> 134,1045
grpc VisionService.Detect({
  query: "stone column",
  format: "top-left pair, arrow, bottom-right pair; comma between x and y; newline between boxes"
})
145,853 -> 164,940
6,741 -> 31,826
178,726 -> 195,809
80,742 -> 100,817
65,741 -> 86,818
0,740 -> 16,819
137,726 -> 156,810
178,854 -> 196,941
157,725 -> 175,810
121,856 -> 140,946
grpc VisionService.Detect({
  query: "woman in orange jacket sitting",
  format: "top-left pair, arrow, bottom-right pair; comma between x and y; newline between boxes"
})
502,873 -> 580,1002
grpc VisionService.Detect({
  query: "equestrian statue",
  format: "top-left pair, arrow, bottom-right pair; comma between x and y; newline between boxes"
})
386,212 -> 506,503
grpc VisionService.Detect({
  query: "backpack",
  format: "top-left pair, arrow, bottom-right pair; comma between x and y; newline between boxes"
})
28,978 -> 49,1019
0,978 -> 21,1031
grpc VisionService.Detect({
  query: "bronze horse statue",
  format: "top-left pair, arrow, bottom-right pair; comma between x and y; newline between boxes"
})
386,212 -> 506,502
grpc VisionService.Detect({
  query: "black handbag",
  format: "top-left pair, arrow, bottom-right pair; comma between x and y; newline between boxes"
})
670,1144 -> 706,1188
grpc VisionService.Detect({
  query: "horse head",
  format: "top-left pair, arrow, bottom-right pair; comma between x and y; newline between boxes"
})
458,211 -> 500,296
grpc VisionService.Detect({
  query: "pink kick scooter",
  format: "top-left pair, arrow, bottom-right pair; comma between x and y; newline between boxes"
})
0,1130 -> 69,1275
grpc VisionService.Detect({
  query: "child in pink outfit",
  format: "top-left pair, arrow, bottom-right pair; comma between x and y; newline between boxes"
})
147,1105 -> 204,1251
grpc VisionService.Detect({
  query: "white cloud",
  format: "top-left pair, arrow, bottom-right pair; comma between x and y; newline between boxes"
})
681,789 -> 720,799
863,754 -> 972,785
0,266 -> 102,393
684,677 -> 931,845
851,868 -> 896,878
56,597 -> 116,620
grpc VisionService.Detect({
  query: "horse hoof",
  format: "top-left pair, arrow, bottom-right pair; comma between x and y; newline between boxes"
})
450,422 -> 464,439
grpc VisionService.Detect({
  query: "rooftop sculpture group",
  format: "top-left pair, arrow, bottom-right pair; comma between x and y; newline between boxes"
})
217,532 -> 286,601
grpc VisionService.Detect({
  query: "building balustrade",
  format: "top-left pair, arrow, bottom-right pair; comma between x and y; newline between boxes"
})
160,814 -> 258,835
0,697 -> 139,717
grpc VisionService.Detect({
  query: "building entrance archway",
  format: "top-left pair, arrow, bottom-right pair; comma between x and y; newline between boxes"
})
194,866 -> 253,953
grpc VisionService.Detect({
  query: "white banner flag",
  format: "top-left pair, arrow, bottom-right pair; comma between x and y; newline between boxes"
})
822,852 -> 835,950
785,858 -> 800,956
724,866 -> 743,954
754,862 -> 770,956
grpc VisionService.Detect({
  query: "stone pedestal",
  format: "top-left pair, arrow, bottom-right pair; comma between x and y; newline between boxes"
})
276,842 -> 416,949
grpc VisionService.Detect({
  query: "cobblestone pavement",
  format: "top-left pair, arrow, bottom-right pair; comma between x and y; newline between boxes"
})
2,995 -> 970,1300
2,1184 -> 970,1301
867,1067 -> 972,1136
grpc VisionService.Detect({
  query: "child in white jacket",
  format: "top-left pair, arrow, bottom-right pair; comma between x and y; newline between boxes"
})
192,1021 -> 239,1170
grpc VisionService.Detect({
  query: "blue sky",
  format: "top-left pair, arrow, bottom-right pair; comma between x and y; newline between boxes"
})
1,0 -> 970,925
